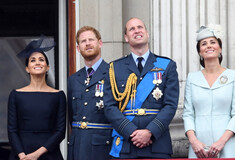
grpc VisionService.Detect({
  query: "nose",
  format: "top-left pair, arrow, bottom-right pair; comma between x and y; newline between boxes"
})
85,39 -> 91,46
206,43 -> 212,48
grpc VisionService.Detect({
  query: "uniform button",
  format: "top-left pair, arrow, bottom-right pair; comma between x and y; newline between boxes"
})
106,141 -> 110,144
140,77 -> 143,80
84,102 -> 88,106
85,89 -> 89,92
68,142 -> 70,144
72,97 -> 75,100
83,116 -> 86,120
121,84 -> 125,87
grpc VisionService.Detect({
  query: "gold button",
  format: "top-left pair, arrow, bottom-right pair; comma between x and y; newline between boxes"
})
83,116 -> 86,120
84,102 -> 88,106
85,89 -> 89,92
80,122 -> 87,129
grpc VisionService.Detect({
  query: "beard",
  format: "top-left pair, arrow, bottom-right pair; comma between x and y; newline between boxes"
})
80,46 -> 100,61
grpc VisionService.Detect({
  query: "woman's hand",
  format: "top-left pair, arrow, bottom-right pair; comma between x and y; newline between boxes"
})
186,130 -> 208,158
18,152 -> 27,160
208,130 -> 234,158
21,147 -> 48,160
190,138 -> 208,158
208,140 -> 225,158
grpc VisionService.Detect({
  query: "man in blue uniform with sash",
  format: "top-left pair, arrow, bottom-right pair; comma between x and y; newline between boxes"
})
104,18 -> 179,159
67,26 -> 112,160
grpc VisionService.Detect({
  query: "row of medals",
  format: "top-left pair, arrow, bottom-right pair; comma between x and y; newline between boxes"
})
95,80 -> 104,97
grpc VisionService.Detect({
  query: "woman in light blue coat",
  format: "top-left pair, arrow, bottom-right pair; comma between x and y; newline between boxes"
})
183,25 -> 235,158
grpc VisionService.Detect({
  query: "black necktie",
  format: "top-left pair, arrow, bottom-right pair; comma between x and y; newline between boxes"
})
87,67 -> 94,79
137,57 -> 143,73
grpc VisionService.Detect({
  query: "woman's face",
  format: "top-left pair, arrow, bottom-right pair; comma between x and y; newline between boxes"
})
199,37 -> 222,60
26,52 -> 49,75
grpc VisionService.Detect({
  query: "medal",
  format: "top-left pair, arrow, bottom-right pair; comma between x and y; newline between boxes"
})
157,72 -> 162,85
153,72 -> 158,84
95,84 -> 100,97
85,77 -> 90,85
100,81 -> 104,97
152,71 -> 163,100
152,87 -> 163,100
100,92 -> 104,97
95,92 -> 100,97
96,100 -> 104,110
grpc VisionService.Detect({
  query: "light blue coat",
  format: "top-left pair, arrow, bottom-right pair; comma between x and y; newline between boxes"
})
183,69 -> 235,158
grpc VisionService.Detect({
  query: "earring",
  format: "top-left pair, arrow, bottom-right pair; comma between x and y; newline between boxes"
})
200,56 -> 203,61
219,53 -> 222,58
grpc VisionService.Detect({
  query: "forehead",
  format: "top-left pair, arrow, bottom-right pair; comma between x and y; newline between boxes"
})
29,52 -> 45,58
200,37 -> 217,42
79,30 -> 96,40
126,18 -> 145,29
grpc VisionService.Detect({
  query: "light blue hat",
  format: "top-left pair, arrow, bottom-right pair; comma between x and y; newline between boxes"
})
196,24 -> 223,42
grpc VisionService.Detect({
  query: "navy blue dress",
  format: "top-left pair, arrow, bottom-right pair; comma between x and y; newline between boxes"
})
8,90 -> 66,160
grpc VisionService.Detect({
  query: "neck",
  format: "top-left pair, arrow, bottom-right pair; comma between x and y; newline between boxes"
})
84,54 -> 101,68
130,44 -> 149,56
28,75 -> 48,91
204,60 -> 223,74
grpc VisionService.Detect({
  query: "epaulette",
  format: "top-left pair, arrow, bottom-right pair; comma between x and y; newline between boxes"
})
109,54 -> 129,64
156,55 -> 172,61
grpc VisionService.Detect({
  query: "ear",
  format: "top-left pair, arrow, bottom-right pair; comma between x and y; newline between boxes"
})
76,45 -> 80,52
25,67 -> 29,73
124,34 -> 129,43
99,40 -> 103,48
46,65 -> 50,72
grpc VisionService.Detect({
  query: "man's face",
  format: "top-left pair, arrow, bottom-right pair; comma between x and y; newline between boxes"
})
77,30 -> 102,61
125,18 -> 149,47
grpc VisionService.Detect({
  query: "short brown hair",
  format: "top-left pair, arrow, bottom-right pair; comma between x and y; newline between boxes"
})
76,26 -> 101,44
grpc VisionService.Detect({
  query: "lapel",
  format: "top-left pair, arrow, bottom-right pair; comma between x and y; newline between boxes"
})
76,67 -> 87,86
126,54 -> 139,75
190,69 -> 234,89
141,52 -> 155,76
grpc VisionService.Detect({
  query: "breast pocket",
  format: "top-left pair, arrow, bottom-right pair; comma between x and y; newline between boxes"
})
72,92 -> 82,115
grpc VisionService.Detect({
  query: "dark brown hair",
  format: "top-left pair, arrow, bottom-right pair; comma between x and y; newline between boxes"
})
196,38 -> 222,68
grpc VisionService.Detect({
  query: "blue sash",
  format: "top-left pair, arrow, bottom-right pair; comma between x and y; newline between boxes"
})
110,57 -> 170,157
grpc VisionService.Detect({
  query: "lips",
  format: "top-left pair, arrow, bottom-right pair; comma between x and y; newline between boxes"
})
85,47 -> 93,51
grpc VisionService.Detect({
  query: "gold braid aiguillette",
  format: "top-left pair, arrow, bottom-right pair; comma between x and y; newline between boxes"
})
109,62 -> 137,112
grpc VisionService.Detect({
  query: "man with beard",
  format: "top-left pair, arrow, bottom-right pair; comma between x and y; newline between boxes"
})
67,26 -> 112,160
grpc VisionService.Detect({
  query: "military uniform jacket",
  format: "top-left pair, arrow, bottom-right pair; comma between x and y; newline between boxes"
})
104,52 -> 179,158
67,60 -> 112,160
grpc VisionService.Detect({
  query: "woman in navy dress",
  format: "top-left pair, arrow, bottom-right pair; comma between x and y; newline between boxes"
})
7,36 -> 66,160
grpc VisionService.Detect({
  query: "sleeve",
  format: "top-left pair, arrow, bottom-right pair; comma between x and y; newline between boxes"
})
226,77 -> 235,132
7,90 -> 24,155
182,73 -> 196,133
104,69 -> 138,140
43,91 -> 66,152
145,61 -> 180,139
